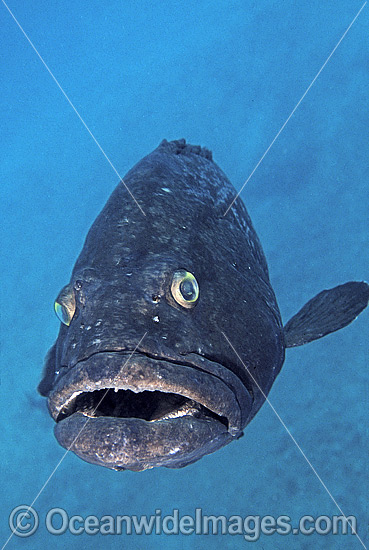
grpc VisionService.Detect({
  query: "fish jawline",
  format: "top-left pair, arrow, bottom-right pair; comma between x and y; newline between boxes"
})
48,352 -> 251,471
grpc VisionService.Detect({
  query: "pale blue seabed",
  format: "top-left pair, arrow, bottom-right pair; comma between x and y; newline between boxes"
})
1,1 -> 368,549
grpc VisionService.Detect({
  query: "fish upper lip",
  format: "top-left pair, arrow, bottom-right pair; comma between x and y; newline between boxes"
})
48,349 -> 252,435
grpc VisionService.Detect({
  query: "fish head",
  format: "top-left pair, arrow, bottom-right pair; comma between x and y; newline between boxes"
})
39,140 -> 285,471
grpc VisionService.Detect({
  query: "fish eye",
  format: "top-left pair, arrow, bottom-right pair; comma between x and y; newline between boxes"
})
171,270 -> 199,308
54,284 -> 76,326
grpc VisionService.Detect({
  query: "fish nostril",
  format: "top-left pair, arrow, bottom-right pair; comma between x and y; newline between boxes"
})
152,294 -> 160,303
74,280 -> 83,291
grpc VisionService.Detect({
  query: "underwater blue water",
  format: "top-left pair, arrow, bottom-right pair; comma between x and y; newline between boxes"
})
1,1 -> 368,549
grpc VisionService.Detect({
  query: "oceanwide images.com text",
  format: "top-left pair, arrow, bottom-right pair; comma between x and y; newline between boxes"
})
9,506 -> 357,542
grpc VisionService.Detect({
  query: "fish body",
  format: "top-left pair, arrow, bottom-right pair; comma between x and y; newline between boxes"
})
39,139 -> 369,471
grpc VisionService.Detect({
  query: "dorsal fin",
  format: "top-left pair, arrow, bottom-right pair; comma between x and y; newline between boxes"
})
158,139 -> 213,160
284,281 -> 369,348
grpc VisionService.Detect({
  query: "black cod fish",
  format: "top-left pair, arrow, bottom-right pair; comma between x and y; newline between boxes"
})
38,139 -> 369,471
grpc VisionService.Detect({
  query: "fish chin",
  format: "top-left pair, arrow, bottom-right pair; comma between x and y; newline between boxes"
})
48,352 -> 251,471
54,411 -> 233,471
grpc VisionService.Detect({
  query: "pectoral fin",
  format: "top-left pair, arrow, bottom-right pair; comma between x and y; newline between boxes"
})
284,281 -> 369,348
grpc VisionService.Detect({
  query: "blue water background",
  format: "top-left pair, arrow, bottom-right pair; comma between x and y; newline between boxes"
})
1,1 -> 368,549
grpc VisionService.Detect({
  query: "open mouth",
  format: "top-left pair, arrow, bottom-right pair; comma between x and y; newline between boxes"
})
49,351 -> 251,471
56,387 -> 229,427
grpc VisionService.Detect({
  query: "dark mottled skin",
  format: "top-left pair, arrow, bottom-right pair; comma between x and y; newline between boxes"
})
39,139 -> 369,471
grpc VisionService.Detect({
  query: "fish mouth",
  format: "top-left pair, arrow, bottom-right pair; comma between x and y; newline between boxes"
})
48,351 -> 252,471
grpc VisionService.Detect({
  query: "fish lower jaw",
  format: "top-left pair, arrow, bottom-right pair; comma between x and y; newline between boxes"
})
54,410 -> 235,471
